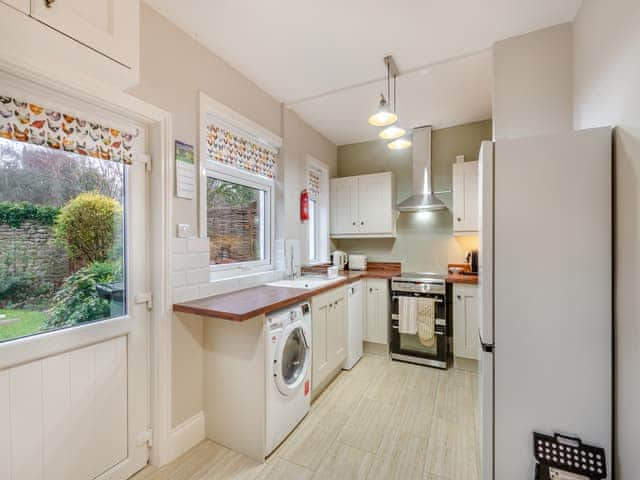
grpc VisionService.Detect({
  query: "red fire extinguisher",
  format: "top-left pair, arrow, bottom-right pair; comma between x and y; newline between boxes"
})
300,189 -> 309,221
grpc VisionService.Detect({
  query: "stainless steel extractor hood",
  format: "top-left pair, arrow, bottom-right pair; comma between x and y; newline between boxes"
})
397,126 -> 446,212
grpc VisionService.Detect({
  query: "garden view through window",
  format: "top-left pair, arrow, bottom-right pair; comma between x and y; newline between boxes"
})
207,176 -> 266,266
0,138 -> 126,343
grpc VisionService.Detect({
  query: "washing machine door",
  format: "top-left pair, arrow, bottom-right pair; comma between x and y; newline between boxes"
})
273,321 -> 310,396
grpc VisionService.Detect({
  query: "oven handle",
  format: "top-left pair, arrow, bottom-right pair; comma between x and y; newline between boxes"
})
392,314 -> 446,324
391,325 -> 444,335
392,295 -> 444,303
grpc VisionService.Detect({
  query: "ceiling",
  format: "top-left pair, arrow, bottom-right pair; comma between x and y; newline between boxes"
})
145,0 -> 582,144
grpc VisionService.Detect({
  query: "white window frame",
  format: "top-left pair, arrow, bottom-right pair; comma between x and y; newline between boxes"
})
305,155 -> 330,264
199,92 -> 282,281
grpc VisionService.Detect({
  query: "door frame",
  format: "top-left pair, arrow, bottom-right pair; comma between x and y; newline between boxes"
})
0,57 -> 175,467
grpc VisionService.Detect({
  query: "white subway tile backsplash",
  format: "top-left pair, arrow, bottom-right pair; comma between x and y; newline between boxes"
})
187,237 -> 209,253
172,272 -> 187,288
173,285 -> 201,303
172,238 -> 187,254
186,268 -> 210,286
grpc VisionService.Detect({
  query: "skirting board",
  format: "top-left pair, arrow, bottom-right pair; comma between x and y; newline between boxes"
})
168,411 -> 205,463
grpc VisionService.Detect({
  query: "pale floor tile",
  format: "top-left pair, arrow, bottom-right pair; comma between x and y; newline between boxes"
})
131,355 -> 479,480
367,428 -> 429,480
425,418 -> 478,480
337,397 -> 394,453
312,442 -> 373,480
389,388 -> 435,439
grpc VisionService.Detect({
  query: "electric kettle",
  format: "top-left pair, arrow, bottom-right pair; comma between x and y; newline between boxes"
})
331,250 -> 348,270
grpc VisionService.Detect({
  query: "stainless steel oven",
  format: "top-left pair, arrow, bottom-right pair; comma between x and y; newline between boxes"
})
390,273 -> 452,369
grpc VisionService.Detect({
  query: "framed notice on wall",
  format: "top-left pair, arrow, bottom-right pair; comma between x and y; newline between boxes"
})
175,140 -> 195,199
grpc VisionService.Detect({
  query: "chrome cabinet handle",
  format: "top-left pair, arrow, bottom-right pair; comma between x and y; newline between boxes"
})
352,222 -> 356,226
457,217 -> 462,222
360,221 -> 364,225
457,294 -> 462,300
45,0 -> 55,7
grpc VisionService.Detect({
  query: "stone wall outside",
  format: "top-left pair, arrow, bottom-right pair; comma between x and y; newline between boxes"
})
0,221 -> 69,286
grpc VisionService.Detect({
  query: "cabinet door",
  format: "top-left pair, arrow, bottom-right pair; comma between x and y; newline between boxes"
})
358,173 -> 393,234
311,298 -> 330,388
328,292 -> 347,369
453,284 -> 480,360
2,0 -> 29,14
453,161 -> 479,232
364,279 -> 390,344
30,0 -> 138,67
330,177 -> 358,235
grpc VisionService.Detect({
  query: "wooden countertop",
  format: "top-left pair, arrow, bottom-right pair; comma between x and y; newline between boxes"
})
173,264 -> 401,321
446,272 -> 479,285
445,263 -> 479,285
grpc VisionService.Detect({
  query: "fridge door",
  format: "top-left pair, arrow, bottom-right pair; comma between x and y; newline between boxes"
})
478,140 -> 494,347
493,128 -> 612,478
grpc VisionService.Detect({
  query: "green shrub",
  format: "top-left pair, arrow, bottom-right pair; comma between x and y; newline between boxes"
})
47,261 -> 122,328
53,192 -> 123,264
0,202 -> 60,228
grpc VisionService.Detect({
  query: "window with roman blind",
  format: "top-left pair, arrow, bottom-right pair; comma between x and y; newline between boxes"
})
305,157 -> 329,264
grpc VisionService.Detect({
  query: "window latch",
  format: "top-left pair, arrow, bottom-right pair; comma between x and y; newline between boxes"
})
135,292 -> 153,311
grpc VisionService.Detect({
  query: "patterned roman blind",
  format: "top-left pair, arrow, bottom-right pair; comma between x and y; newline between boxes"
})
0,94 -> 139,164
205,123 -> 278,179
307,167 -> 321,200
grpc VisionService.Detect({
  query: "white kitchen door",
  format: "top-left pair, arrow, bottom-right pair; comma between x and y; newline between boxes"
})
0,88 -> 151,480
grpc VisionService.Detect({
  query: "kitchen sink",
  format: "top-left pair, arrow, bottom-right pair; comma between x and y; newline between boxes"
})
266,276 -> 344,290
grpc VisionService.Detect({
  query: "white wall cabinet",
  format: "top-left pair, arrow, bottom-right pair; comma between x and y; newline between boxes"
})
311,287 -> 347,389
30,0 -> 138,69
364,279 -> 390,345
453,284 -> 480,360
453,161 -> 479,234
0,0 -> 139,89
1,0 -> 28,14
330,172 -> 396,238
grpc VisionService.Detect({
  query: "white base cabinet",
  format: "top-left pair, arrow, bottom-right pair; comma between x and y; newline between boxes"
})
311,287 -> 347,389
453,160 -> 479,234
453,284 -> 480,360
364,279 -> 390,345
330,172 -> 396,238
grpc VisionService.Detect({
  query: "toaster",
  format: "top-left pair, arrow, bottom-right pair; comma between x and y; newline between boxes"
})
348,254 -> 367,271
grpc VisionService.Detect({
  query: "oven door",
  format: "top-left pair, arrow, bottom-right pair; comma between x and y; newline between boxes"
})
390,291 -> 449,368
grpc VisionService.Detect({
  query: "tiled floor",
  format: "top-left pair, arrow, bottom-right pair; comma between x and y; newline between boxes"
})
132,354 -> 479,480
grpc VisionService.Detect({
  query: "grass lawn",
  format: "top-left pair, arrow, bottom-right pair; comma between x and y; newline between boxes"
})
0,308 -> 48,341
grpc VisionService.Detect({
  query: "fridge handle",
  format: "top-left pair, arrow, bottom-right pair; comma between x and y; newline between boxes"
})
478,328 -> 494,353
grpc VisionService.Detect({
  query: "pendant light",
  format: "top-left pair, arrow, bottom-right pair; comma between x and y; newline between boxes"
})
379,124 -> 406,140
388,137 -> 412,150
368,58 -> 398,127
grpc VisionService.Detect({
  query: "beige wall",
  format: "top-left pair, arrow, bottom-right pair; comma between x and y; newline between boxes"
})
573,1 -> 640,477
493,23 -> 574,140
128,4 -> 336,427
336,120 -> 492,272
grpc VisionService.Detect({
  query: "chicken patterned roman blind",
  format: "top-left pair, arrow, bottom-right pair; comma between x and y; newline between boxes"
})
307,167 -> 321,200
205,123 -> 278,179
0,94 -> 138,164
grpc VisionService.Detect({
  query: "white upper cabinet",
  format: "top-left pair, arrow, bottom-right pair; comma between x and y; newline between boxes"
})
0,0 -> 139,89
330,172 -> 396,238
1,0 -> 29,14
30,0 -> 138,68
453,160 -> 479,234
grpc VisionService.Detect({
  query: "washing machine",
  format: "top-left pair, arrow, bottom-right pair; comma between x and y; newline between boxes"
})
265,302 -> 312,455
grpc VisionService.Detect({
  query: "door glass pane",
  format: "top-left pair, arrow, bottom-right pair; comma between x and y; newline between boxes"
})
0,138 -> 126,343
207,177 -> 266,266
281,327 -> 306,385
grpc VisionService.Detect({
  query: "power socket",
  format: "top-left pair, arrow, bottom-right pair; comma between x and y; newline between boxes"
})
177,224 -> 193,238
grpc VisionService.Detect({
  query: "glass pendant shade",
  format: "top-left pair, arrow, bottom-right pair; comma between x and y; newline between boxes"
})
379,125 -> 406,140
387,137 -> 412,150
368,95 -> 398,127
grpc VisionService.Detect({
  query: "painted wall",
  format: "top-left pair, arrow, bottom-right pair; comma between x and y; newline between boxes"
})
573,1 -> 640,477
336,120 -> 492,272
128,4 -> 336,429
493,23 -> 574,140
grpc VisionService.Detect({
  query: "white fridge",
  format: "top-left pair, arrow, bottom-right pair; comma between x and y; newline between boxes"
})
478,128 -> 612,479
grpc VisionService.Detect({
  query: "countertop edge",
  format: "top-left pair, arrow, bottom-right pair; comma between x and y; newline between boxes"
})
172,269 -> 399,321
